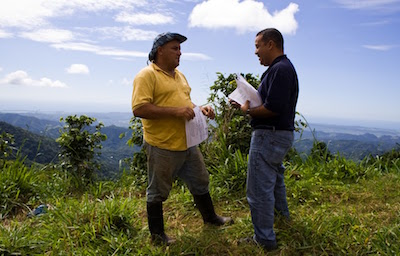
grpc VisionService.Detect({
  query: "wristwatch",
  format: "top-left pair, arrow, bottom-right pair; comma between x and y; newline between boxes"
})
246,108 -> 251,115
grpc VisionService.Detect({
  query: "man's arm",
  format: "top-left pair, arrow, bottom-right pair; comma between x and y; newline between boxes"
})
230,100 -> 278,118
243,101 -> 278,118
248,105 -> 278,118
133,103 -> 195,120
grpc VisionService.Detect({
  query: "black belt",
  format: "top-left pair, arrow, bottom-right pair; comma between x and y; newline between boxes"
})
252,125 -> 292,131
253,125 -> 276,131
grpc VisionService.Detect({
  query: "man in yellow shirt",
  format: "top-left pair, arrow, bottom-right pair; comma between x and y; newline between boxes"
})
132,32 -> 233,245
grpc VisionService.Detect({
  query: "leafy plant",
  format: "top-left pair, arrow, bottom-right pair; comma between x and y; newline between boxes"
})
124,116 -> 147,189
0,158 -> 38,218
206,72 -> 257,153
56,115 -> 107,190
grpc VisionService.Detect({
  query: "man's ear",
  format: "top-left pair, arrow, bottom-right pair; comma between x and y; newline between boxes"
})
157,46 -> 163,57
267,40 -> 274,49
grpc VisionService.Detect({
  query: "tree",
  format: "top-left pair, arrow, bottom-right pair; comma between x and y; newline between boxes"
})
206,72 -> 259,154
56,115 -> 107,188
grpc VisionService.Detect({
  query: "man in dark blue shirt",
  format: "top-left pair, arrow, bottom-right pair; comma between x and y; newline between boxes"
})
232,28 -> 299,251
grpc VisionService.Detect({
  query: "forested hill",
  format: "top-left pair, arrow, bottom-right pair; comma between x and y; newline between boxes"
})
294,127 -> 400,160
0,115 -> 138,179
0,121 -> 59,164
0,113 -> 61,138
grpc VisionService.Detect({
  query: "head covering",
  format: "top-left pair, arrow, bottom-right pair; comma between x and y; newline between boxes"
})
148,32 -> 187,62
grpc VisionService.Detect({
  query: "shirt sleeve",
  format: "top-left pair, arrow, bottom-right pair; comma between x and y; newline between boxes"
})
131,68 -> 155,112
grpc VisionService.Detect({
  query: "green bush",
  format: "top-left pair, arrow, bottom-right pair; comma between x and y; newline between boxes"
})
56,115 -> 107,190
124,116 -> 148,190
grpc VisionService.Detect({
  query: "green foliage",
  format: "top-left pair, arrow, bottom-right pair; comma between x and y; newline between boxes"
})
361,145 -> 400,173
56,115 -> 107,190
0,158 -> 38,218
0,132 -> 14,159
207,72 -> 257,153
124,116 -> 148,189
309,140 -> 333,162
201,132 -> 248,197
0,132 -> 14,168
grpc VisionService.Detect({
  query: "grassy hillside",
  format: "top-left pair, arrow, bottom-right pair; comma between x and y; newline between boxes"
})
1,149 -> 399,255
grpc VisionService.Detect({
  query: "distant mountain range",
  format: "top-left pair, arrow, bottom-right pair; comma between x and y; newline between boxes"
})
294,123 -> 400,160
0,112 -> 138,179
1,112 -> 399,175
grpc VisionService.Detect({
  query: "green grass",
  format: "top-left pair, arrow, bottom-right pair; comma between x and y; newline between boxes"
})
1,156 -> 400,255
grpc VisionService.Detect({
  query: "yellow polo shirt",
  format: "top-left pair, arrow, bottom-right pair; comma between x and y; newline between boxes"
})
131,63 -> 193,151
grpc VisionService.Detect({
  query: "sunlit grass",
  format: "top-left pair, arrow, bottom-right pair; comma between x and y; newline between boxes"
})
1,154 -> 400,255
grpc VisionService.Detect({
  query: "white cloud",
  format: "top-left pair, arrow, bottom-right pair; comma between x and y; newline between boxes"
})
335,0 -> 400,10
121,78 -> 132,86
0,70 -> 68,88
0,67 -> 3,72
0,29 -> 13,38
188,0 -> 299,34
0,0 -> 145,29
51,42 -> 212,61
90,27 -> 158,41
51,42 -> 148,58
66,64 -> 90,74
182,53 -> 212,61
363,44 -> 397,51
19,29 -> 75,43
115,11 -> 174,25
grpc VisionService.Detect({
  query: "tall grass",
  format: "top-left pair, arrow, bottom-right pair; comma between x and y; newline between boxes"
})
1,140 -> 400,254
201,131 -> 248,198
0,158 -> 38,218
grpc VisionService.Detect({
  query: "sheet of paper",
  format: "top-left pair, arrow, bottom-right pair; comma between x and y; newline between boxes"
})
185,106 -> 208,148
228,74 -> 262,108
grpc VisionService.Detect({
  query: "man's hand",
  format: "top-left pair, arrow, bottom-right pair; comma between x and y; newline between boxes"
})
229,99 -> 241,109
229,99 -> 250,114
240,100 -> 250,114
200,105 -> 215,120
176,106 -> 195,120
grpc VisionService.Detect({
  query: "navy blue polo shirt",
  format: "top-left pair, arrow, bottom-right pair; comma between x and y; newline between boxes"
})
251,55 -> 299,131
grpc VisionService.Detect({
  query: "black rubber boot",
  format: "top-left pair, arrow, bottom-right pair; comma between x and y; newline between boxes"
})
193,192 -> 233,226
147,202 -> 176,245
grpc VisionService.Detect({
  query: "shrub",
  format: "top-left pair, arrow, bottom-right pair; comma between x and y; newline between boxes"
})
56,115 -> 107,190
124,117 -> 147,189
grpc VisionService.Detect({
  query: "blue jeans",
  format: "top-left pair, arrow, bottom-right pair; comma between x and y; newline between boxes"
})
246,129 -> 294,247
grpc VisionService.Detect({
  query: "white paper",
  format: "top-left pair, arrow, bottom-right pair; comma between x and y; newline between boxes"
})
185,106 -> 208,148
228,74 -> 262,108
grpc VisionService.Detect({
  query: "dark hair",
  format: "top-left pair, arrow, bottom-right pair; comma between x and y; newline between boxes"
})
256,28 -> 284,51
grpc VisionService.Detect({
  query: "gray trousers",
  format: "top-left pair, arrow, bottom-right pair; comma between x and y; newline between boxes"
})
144,142 -> 210,203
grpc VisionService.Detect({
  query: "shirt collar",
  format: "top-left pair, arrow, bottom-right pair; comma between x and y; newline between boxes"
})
269,54 -> 287,68
151,63 -> 177,77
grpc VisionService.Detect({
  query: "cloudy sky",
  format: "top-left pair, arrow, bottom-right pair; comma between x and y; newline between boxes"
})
0,0 -> 399,128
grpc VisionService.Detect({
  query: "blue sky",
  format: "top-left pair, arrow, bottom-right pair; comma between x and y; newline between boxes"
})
0,0 -> 399,128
